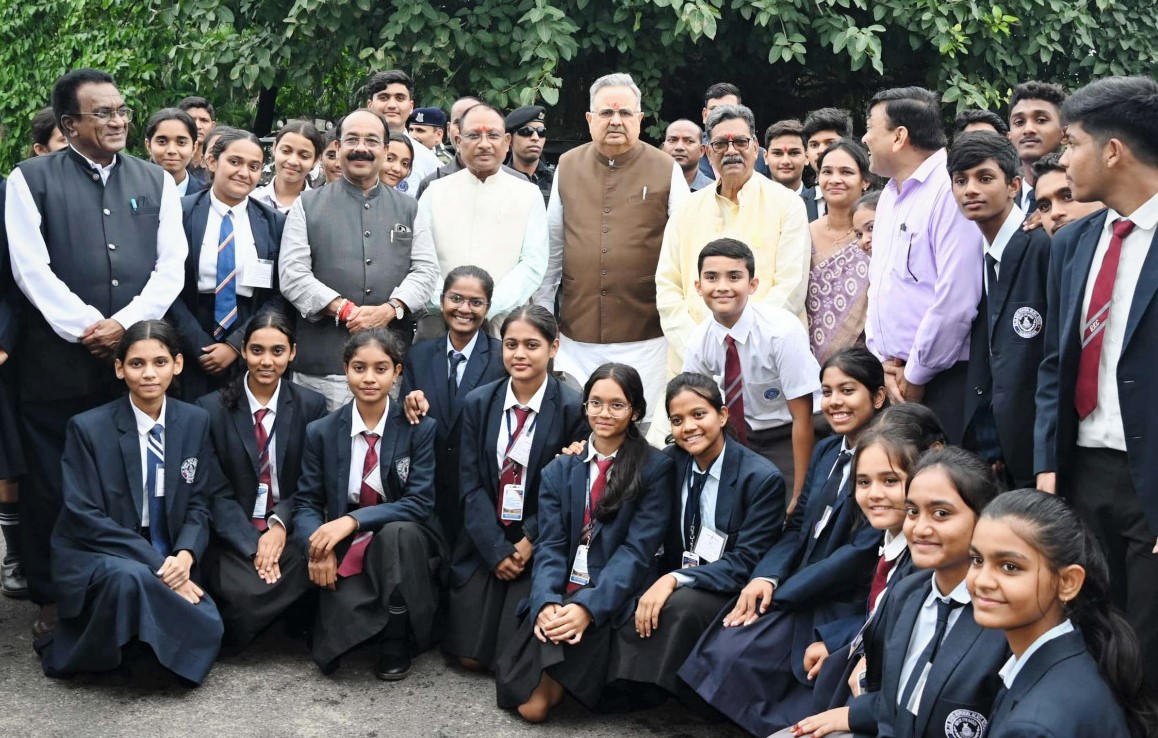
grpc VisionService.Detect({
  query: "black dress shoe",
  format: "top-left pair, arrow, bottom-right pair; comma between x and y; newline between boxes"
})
375,642 -> 411,681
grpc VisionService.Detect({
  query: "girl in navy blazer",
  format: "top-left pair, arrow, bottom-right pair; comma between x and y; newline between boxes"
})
35,320 -> 225,684
607,371 -> 786,708
195,310 -> 328,650
143,108 -> 203,196
168,129 -> 286,400
790,448 -> 1007,738
443,306 -> 585,671
401,266 -> 508,548
495,363 -> 674,723
969,489 -> 1158,738
292,329 -> 446,680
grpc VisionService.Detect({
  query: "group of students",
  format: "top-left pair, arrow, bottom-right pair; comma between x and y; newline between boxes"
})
18,236 -> 1158,738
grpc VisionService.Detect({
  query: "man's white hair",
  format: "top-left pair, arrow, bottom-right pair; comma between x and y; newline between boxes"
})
589,73 -> 642,111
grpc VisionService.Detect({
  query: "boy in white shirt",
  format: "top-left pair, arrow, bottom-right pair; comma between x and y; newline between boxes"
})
684,237 -> 819,507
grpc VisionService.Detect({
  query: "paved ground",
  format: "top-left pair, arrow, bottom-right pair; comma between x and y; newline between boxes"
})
0,541 -> 746,738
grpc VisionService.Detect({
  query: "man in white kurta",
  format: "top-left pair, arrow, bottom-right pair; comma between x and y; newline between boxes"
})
414,103 -> 547,333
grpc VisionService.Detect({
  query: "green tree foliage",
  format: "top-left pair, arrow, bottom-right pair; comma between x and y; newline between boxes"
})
2,0 -> 1155,171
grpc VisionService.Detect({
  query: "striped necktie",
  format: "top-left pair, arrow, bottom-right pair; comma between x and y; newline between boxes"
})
1076,218 -> 1136,418
213,210 -> 238,340
723,335 -> 748,444
146,423 -> 170,556
337,431 -> 380,578
252,408 -> 272,530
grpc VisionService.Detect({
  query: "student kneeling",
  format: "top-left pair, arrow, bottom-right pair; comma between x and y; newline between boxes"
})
292,330 -> 446,679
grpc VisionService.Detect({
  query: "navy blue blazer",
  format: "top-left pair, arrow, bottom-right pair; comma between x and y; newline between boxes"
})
986,630 -> 1130,738
964,226 -> 1052,487
196,379 -> 328,557
169,190 -> 286,397
453,376 -> 587,586
848,571 -> 1009,738
529,448 -> 674,628
1034,209 -> 1158,531
291,402 -> 442,564
658,438 -> 786,593
800,185 -> 821,223
51,397 -> 221,619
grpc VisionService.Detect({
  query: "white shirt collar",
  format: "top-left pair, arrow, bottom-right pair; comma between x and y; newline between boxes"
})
794,183 -> 804,195
998,619 -> 1074,688
925,573 -> 972,607
582,434 -> 621,463
130,396 -> 167,436
350,400 -> 390,437
502,376 -> 549,414
984,205 -> 1026,266
243,374 -> 282,416
881,529 -> 908,560
1106,190 -> 1158,233
690,443 -> 727,480
445,331 -> 480,362
708,303 -> 755,344
71,145 -> 117,177
209,188 -> 250,219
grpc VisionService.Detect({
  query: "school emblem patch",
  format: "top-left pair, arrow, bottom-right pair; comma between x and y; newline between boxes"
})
944,708 -> 986,738
395,457 -> 410,484
763,387 -> 781,400
180,457 -> 198,484
1012,306 -> 1043,339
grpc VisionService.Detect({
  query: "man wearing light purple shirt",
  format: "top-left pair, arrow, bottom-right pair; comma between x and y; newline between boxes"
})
862,87 -> 983,443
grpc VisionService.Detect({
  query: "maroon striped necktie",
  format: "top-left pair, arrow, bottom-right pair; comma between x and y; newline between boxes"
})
252,408 -> 272,531
724,335 -> 748,444
1076,218 -> 1136,418
337,431 -> 380,578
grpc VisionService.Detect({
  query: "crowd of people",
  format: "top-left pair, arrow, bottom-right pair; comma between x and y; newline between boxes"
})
2,65 -> 1158,737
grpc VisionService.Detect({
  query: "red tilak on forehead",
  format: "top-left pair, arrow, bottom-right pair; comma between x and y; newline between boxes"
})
478,126 -> 491,133
726,133 -> 735,141
611,101 -> 620,109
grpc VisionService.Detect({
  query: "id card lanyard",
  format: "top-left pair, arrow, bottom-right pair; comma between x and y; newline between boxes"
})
503,407 -> 538,480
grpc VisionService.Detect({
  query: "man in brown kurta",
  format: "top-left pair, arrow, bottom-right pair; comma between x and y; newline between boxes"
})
533,72 -> 690,423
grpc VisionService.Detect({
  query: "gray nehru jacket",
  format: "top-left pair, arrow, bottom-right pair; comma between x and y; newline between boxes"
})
279,177 -> 438,376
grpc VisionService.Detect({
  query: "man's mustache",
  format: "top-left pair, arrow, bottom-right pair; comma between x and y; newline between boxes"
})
346,152 -> 375,162
722,154 -> 744,166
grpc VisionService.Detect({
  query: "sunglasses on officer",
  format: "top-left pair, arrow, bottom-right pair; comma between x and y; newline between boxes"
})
514,126 -> 547,138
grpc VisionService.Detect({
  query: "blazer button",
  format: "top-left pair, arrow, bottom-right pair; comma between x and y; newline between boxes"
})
103,208 -> 111,216
108,243 -> 116,250
364,230 -> 371,237
365,288 -> 372,294
111,279 -> 120,287
365,258 -> 372,265
364,203 -> 371,210
976,387 -> 983,395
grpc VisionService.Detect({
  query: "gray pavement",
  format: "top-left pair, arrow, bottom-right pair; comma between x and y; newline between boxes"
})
0,542 -> 746,737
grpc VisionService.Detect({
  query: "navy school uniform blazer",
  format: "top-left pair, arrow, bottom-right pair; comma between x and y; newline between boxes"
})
800,185 -> 821,223
1034,209 -> 1158,533
986,629 -> 1130,738
657,438 -> 786,592
528,448 -> 674,628
848,571 -> 1009,738
169,190 -> 286,394
291,402 -> 442,564
195,379 -> 328,557
452,376 -> 587,586
751,435 -> 882,680
51,397 -> 222,619
963,226 -> 1052,487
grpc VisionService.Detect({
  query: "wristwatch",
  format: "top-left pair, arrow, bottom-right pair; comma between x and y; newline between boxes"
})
388,299 -> 406,320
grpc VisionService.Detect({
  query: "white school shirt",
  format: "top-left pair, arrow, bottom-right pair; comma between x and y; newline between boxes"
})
1077,192 -> 1158,451
129,396 -> 168,527
983,206 -> 1026,291
244,375 -> 282,505
998,619 -> 1074,688
496,377 -> 548,470
684,302 -> 821,430
197,191 -> 259,298
6,148 -> 188,343
445,331 -> 479,387
252,177 -> 310,216
347,401 -> 389,505
897,574 -> 972,710
671,445 -> 725,587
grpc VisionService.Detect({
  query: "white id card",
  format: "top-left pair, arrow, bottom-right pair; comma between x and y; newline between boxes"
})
241,258 -> 274,289
693,525 -> 727,563
155,466 -> 165,498
253,482 -> 269,518
500,483 -> 525,521
507,430 -> 533,467
813,505 -> 834,539
681,550 -> 701,569
568,544 -> 591,587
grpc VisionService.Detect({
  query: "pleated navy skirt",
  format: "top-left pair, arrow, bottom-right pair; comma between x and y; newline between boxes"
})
443,565 -> 531,669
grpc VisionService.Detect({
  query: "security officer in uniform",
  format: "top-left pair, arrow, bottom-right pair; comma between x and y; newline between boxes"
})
407,107 -> 452,165
504,105 -> 554,207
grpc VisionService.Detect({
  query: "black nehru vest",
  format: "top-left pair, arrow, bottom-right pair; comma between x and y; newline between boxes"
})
15,148 -> 165,401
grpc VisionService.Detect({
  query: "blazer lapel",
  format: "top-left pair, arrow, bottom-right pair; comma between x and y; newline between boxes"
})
1123,230 -> 1158,351
115,399 -> 145,522
885,577 -> 933,700
335,405 -> 354,516
377,406 -> 402,500
274,383 -> 294,476
913,609 -> 984,737
250,201 -> 276,259
483,382 -> 505,489
991,232 -> 1028,335
229,400 -> 261,473
569,460 -> 589,548
188,192 -> 210,274
1064,214 -> 1107,346
713,439 -> 740,532
528,378 -> 559,477
452,335 -> 491,427
162,402 -> 184,517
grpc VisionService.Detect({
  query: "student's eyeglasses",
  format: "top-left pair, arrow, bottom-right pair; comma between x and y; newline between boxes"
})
708,136 -> 753,154
583,400 -> 632,418
76,107 -> 133,123
341,136 -> 384,149
443,292 -> 489,310
515,126 -> 547,138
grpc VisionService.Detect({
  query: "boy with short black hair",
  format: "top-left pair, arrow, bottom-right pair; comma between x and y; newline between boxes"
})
683,238 -> 819,507
1008,81 -> 1066,211
801,108 -> 854,218
1032,153 -> 1106,236
947,131 -> 1051,487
